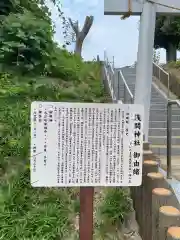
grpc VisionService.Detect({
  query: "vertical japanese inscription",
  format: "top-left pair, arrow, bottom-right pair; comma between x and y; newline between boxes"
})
125,111 -> 132,184
133,113 -> 142,176
32,108 -> 37,172
57,107 -> 61,184
120,109 -> 125,183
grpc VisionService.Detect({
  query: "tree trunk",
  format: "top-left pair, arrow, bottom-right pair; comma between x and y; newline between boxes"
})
166,43 -> 177,62
69,16 -> 94,57
75,37 -> 83,55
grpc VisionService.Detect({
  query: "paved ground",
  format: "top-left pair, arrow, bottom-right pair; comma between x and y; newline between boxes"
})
160,156 -> 180,180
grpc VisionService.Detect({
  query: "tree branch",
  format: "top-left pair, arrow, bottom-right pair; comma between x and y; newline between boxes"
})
68,18 -> 79,36
80,16 -> 94,39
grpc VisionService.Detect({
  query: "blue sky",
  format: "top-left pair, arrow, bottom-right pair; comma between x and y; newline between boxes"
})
47,0 -> 180,67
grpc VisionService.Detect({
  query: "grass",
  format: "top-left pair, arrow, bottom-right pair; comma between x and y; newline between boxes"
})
0,60 -> 133,239
160,61 -> 180,97
94,188 -> 133,239
164,61 -> 180,84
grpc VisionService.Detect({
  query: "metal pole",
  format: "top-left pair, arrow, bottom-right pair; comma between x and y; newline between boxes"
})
134,0 -> 156,142
167,74 -> 170,99
79,187 -> 94,240
113,72 -> 115,100
167,102 -> 172,179
123,83 -> 126,103
118,71 -> 120,101
104,50 -> 106,63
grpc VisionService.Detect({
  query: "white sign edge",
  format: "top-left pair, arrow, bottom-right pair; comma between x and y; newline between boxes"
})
104,0 -> 180,15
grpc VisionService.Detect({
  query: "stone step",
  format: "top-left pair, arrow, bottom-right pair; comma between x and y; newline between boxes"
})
117,90 -> 164,99
149,128 -> 180,136
149,121 -> 180,128
122,76 -> 136,82
151,95 -> 167,99
151,103 -> 167,108
120,69 -> 136,75
151,145 -> 180,156
117,91 -> 166,103
150,99 -> 167,104
150,109 -> 180,115
117,85 -> 161,94
149,136 -> 180,145
119,84 -> 164,94
149,114 -> 180,121
119,88 -> 160,96
151,105 -> 179,110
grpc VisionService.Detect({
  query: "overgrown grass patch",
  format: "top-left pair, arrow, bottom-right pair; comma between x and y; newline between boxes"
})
98,188 -> 133,226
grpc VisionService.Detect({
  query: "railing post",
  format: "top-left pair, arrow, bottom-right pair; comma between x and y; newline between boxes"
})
167,101 -> 172,179
117,71 -> 120,101
158,206 -> 180,239
123,83 -> 126,103
167,74 -> 170,99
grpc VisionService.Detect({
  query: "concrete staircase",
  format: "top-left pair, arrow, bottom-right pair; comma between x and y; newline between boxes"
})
116,66 -> 180,158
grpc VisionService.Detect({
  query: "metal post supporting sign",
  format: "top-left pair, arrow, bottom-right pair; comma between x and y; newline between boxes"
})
104,0 -> 180,142
30,101 -> 144,240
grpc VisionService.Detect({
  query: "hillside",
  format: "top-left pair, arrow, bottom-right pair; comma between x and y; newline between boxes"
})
163,61 -> 180,98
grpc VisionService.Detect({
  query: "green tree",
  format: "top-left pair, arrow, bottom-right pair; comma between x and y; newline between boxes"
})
0,10 -> 55,73
153,49 -> 160,64
154,16 -> 180,62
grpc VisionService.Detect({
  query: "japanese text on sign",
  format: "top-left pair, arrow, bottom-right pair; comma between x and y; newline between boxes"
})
30,102 -> 144,187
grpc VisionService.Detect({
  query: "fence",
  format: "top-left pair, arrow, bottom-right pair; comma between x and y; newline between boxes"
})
153,62 -> 170,98
103,52 -> 180,240
103,52 -> 133,104
153,62 -> 180,98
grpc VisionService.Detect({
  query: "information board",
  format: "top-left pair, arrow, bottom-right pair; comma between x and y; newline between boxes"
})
30,102 -> 144,187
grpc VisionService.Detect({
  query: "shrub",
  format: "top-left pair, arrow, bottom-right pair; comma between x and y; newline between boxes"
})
99,188 -> 133,226
0,10 -> 54,74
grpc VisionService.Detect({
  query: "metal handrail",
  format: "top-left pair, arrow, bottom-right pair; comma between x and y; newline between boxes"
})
153,61 -> 170,98
104,50 -> 134,104
167,99 -> 180,179
153,61 -> 168,75
103,64 -> 116,102
103,51 -> 116,102
119,70 -> 134,102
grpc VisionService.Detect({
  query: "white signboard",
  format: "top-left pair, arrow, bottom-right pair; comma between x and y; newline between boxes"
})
104,0 -> 180,15
30,102 -> 144,187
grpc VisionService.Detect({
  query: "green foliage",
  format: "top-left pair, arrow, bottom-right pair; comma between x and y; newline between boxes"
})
0,10 -> 54,73
154,16 -> 180,50
0,170 -> 72,239
0,0 -> 15,16
99,188 -> 133,226
153,48 -> 160,64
